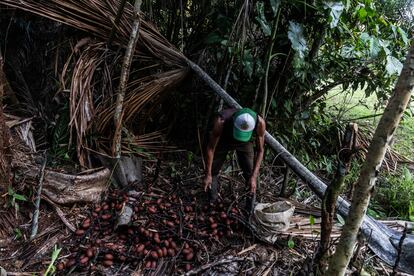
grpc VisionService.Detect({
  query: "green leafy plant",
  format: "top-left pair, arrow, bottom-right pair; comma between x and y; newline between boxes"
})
309,214 -> 315,225
336,213 -> 346,226
7,186 -> 27,212
50,104 -> 76,162
44,245 -> 62,276
13,228 -> 23,240
374,167 -> 414,221
287,238 -> 295,249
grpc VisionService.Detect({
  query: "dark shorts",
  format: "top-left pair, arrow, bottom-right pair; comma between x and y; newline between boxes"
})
211,142 -> 254,180
209,141 -> 254,203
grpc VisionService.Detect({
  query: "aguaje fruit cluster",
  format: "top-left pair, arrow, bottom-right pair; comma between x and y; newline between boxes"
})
58,189 -> 243,274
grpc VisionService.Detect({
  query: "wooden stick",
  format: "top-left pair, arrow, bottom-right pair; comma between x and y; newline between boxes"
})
30,154 -> 47,240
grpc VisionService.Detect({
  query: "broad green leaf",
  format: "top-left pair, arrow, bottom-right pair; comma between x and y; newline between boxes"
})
287,239 -> 295,249
220,39 -> 228,46
391,24 -> 397,38
397,27 -> 409,45
309,215 -> 315,225
14,228 -> 22,240
340,45 -> 355,58
359,32 -> 370,43
255,2 -> 271,36
205,32 -> 223,44
369,36 -> 381,57
402,167 -> 412,181
270,0 -> 281,16
345,0 -> 351,11
242,50 -> 254,78
379,39 -> 391,55
300,120 -> 306,131
288,21 -> 308,59
377,16 -> 387,26
51,246 -> 62,261
324,2 -> 344,28
358,8 -> 367,21
284,100 -> 293,114
366,7 -> 375,18
13,194 -> 27,201
386,56 -> 403,75
336,214 -> 345,226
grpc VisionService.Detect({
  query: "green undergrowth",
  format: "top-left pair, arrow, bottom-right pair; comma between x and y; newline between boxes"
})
324,86 -> 414,221
375,167 -> 414,221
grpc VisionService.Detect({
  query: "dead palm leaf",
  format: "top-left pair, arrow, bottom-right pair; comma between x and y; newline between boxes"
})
0,0 -> 189,166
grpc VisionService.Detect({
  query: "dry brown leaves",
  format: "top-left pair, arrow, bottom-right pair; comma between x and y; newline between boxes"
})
0,0 -> 189,166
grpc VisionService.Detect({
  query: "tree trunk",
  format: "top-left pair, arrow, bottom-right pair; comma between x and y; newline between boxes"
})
112,0 -> 142,158
0,51 -> 11,194
316,123 -> 358,271
326,44 -> 414,276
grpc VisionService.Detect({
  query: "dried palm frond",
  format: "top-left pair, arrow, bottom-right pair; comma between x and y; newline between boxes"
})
96,129 -> 178,157
95,68 -> 188,132
0,0 -> 186,67
67,42 -> 108,165
356,126 -> 413,172
0,0 -> 189,165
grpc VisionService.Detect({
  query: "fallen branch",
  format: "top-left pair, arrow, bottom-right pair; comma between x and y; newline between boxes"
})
30,155 -> 47,240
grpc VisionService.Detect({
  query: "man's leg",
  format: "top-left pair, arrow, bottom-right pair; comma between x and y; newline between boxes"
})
209,147 -> 228,203
236,143 -> 255,213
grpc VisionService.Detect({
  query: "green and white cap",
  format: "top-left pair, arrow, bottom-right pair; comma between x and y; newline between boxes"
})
233,108 -> 257,142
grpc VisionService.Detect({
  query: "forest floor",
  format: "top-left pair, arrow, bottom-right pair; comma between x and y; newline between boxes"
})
1,89 -> 412,275
0,143 -> 398,275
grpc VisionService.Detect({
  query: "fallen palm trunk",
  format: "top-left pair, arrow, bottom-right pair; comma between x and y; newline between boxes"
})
42,168 -> 110,204
186,59 -> 414,274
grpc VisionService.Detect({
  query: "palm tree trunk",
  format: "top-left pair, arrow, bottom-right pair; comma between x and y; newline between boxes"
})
326,44 -> 414,276
112,0 -> 142,158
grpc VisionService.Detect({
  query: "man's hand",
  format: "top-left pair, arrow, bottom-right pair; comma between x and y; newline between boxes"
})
203,174 -> 213,191
249,177 -> 257,193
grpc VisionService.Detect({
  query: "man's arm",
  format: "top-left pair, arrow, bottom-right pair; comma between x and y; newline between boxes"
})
203,116 -> 224,191
249,116 -> 266,192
